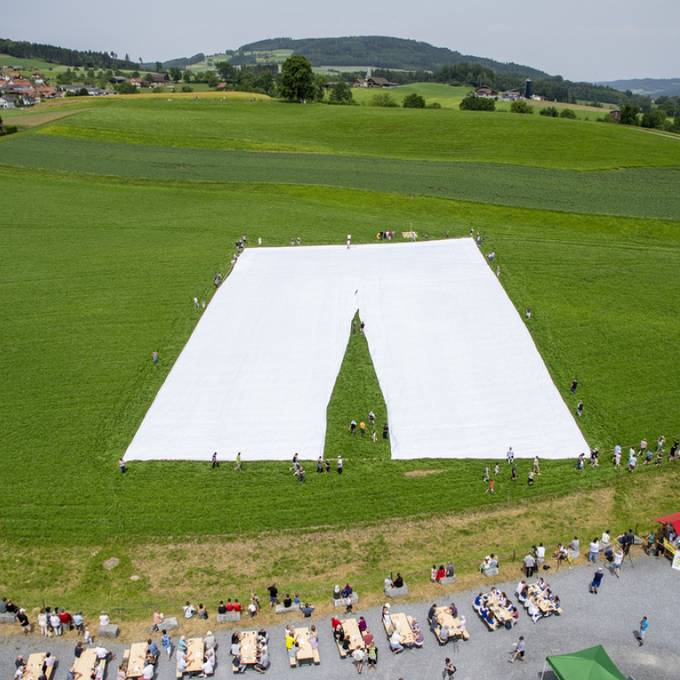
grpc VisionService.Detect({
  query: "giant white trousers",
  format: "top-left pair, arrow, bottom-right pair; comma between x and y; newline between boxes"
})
124,239 -> 588,461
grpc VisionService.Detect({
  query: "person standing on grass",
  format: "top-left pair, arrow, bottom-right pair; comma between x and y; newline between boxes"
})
442,657 -> 457,678
570,377 -> 578,393
349,419 -> 357,435
316,456 -> 324,473
382,423 -> 389,440
588,538 -> 600,563
511,465 -> 517,481
506,446 -> 514,464
613,444 -> 622,468
483,466 -> 490,484
359,421 -> 366,437
485,478 -> 495,494
576,400 -> 584,417
211,452 -> 219,469
234,452 -> 241,472
638,616 -> 649,646
509,636 -> 525,663
337,455 -> 344,475
368,410 -> 375,427
151,351 -> 159,365
527,470 -> 535,486
533,456 -> 541,475
118,458 -> 127,474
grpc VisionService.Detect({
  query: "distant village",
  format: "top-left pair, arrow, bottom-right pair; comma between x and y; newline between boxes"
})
0,64 -> 171,108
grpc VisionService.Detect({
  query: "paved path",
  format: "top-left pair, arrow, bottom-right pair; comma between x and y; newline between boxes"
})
2,554 -> 677,679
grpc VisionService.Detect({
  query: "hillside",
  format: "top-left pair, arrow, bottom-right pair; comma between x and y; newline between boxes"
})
234,35 -> 549,76
601,77 -> 680,98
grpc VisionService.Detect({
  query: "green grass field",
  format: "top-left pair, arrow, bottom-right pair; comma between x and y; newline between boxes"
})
27,97 -> 680,169
1,94 -> 680,623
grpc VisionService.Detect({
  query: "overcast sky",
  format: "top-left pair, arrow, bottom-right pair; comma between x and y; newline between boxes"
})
4,0 -> 679,82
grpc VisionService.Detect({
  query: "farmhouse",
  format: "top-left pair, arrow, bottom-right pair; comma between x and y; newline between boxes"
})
355,75 -> 396,88
147,72 -> 170,85
473,86 -> 497,98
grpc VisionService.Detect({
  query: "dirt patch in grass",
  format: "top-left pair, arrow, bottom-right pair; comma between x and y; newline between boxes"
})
404,469 -> 444,478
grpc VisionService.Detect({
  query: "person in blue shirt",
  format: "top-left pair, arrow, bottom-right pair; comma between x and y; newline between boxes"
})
146,640 -> 159,663
161,630 -> 172,658
638,616 -> 649,646
589,567 -> 604,594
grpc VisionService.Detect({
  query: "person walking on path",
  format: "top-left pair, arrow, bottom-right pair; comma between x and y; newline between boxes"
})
509,636 -> 526,663
161,630 -> 172,657
442,657 -> 457,678
590,567 -> 604,594
638,616 -> 649,646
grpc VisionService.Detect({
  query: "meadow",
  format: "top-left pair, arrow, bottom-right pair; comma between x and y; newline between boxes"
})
21,96 -> 680,169
1,94 -> 680,623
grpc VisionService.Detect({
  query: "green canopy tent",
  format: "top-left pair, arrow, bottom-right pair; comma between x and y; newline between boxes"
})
542,645 -> 629,680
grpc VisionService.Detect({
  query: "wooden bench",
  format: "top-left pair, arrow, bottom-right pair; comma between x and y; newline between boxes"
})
333,593 -> 358,608
216,612 -> 241,623
384,585 -> 408,598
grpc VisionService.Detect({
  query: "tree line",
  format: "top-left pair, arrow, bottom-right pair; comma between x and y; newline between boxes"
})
0,38 -> 137,70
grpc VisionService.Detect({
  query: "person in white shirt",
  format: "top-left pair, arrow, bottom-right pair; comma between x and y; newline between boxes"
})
588,539 -> 600,563
176,654 -> 187,676
613,548 -> 624,577
38,611 -> 48,637
99,613 -> 110,627
50,613 -> 62,636
43,654 -> 56,671
201,658 -> 214,677
536,544 -> 546,567
601,530 -> 611,547
142,664 -> 154,680
95,647 -> 109,660
506,446 -> 514,463
389,629 -> 404,653
527,601 -> 541,623
351,647 -> 365,672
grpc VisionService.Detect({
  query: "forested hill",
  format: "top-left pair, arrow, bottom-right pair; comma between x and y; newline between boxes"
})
236,36 -> 549,76
599,78 -> 680,98
0,37 -> 137,69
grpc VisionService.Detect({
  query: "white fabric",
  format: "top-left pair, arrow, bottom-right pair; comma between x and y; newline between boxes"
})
124,239 -> 587,461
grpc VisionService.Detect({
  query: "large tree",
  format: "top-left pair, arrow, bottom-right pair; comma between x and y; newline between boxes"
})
329,80 -> 353,105
280,55 -> 315,102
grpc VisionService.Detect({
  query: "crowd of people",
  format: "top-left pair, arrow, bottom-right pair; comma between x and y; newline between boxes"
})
473,588 -> 518,630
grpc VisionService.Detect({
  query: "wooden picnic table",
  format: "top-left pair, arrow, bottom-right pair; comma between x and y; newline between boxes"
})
126,643 -> 148,678
294,628 -> 314,663
390,613 -> 416,646
341,618 -> 365,651
186,639 -> 203,673
25,654 -> 54,680
73,649 -> 99,679
486,593 -> 514,622
239,631 -> 258,666
435,607 -> 469,640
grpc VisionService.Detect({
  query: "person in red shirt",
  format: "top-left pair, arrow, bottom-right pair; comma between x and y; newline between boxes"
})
436,565 -> 446,582
233,600 -> 241,613
59,609 -> 72,630
331,616 -> 341,630
225,599 -> 234,612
